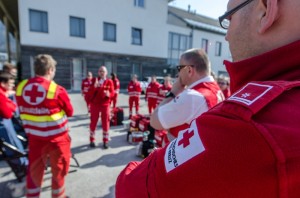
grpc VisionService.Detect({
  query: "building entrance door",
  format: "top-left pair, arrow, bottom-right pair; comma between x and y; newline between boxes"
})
71,58 -> 86,91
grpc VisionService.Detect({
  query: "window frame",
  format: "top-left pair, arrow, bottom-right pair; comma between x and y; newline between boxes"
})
29,9 -> 48,33
201,38 -> 209,53
134,0 -> 145,8
69,16 -> 86,38
215,41 -> 222,56
167,32 -> 190,66
103,22 -> 117,42
131,27 -> 142,45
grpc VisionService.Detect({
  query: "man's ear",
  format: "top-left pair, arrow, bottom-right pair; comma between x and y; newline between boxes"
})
258,0 -> 279,33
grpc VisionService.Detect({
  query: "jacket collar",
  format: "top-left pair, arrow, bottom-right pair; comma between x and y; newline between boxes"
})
225,40 -> 300,92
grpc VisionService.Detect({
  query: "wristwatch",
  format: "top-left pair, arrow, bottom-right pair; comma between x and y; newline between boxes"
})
165,91 -> 175,98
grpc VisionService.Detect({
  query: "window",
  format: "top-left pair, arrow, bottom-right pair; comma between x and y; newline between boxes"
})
215,41 -> 222,56
132,28 -> 142,45
29,9 -> 48,33
103,22 -> 116,42
202,39 -> 208,53
134,0 -> 145,8
132,63 -> 141,78
168,32 -> 190,66
70,16 -> 85,38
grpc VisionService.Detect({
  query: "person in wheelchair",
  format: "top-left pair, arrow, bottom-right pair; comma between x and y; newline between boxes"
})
0,70 -> 28,197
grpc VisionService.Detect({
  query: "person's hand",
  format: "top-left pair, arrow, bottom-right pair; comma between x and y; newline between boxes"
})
160,90 -> 167,96
6,90 -> 16,97
104,90 -> 110,97
94,78 -> 99,88
171,78 -> 185,96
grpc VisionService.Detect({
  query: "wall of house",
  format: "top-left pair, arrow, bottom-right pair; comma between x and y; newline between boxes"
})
18,0 -> 169,58
17,0 -> 230,90
167,9 -> 231,76
192,30 -> 231,75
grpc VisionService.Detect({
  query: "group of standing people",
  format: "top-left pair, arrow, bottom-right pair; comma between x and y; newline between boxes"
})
127,74 -> 173,118
81,55 -> 231,150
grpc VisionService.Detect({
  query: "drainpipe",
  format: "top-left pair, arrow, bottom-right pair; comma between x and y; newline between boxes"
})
189,25 -> 194,48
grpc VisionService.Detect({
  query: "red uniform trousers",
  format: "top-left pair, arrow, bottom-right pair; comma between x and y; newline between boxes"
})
129,96 -> 139,115
147,98 -> 157,114
111,92 -> 118,108
26,134 -> 71,198
89,103 -> 110,143
84,94 -> 91,112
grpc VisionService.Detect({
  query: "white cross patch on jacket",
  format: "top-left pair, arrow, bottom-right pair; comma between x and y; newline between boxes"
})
164,120 -> 205,173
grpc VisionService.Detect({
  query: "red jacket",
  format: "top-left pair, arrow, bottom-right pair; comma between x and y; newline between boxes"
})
116,41 -> 300,198
127,81 -> 141,97
15,77 -> 73,140
112,78 -> 120,93
81,78 -> 93,94
146,81 -> 161,100
222,88 -> 231,98
88,77 -> 114,106
169,81 -> 222,138
0,87 -> 16,119
156,84 -> 172,104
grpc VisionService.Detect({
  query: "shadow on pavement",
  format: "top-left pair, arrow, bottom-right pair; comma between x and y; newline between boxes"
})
68,114 -> 90,122
80,147 -> 139,169
71,123 -> 89,129
101,185 -> 115,198
71,144 -> 90,155
0,179 -> 14,198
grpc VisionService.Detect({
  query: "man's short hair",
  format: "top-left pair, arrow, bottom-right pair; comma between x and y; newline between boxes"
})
181,48 -> 211,74
34,54 -> 57,76
3,62 -> 17,78
3,62 -> 16,72
0,70 -> 15,83
132,74 -> 138,79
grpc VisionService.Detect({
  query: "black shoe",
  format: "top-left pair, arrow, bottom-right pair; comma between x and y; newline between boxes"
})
90,142 -> 96,148
103,143 -> 109,149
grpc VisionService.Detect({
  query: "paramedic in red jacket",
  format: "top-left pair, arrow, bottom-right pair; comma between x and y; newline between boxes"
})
81,71 -> 93,113
116,0 -> 300,197
88,66 -> 114,149
156,76 -> 172,105
127,74 -> 141,118
151,48 -> 223,142
145,75 -> 161,114
0,71 -> 16,119
16,54 -> 73,198
217,75 -> 231,98
110,73 -> 120,108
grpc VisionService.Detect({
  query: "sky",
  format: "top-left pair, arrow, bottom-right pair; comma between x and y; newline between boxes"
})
168,0 -> 228,19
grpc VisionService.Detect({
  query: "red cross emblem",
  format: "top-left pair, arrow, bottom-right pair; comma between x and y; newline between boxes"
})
23,83 -> 46,105
178,130 -> 194,148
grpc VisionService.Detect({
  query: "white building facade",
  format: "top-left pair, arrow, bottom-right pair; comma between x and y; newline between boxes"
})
16,0 -> 230,90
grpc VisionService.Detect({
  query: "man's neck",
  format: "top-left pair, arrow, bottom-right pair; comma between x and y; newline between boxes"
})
36,75 -> 51,81
188,75 -> 211,89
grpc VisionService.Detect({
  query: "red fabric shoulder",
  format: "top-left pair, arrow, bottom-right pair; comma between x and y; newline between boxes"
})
57,86 -> 73,117
0,92 -> 16,119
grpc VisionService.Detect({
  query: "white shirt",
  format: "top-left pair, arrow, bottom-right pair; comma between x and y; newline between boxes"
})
158,76 -> 215,129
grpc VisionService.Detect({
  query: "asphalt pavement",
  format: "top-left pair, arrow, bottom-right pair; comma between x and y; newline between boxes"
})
0,91 -> 149,198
